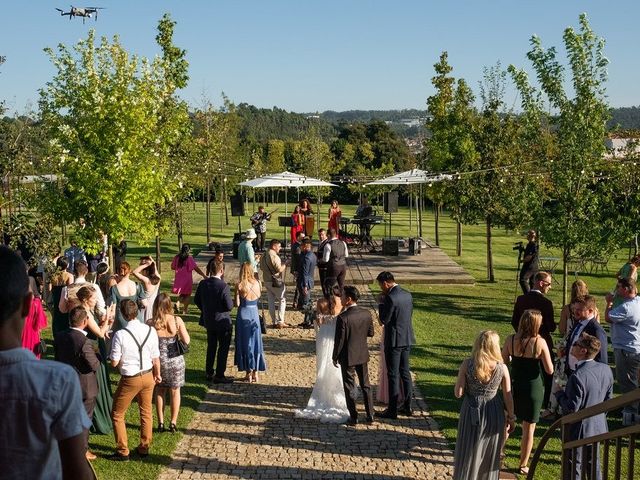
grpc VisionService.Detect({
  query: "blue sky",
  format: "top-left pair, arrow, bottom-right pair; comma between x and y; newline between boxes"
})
1,1 -> 639,113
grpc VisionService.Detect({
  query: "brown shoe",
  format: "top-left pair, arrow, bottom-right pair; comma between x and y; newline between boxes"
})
85,451 -> 97,461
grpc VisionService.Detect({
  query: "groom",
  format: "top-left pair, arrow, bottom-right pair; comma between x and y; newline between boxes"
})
332,286 -> 375,425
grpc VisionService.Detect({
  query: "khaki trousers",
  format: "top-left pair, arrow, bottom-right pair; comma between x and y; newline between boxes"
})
111,372 -> 155,456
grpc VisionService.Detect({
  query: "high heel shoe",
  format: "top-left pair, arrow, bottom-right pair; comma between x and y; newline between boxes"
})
157,422 -> 165,433
169,423 -> 177,433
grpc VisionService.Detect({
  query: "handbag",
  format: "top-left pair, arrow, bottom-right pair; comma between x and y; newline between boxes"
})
167,316 -> 189,358
176,336 -> 189,355
34,339 -> 47,356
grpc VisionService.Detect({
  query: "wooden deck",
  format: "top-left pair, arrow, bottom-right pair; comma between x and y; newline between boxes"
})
194,238 -> 474,287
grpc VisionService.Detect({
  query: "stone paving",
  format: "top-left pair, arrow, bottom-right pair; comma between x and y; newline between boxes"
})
158,287 -> 454,480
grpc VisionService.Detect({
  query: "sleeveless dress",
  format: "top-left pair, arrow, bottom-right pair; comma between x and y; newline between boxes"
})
51,284 -> 69,336
453,360 -> 505,480
295,314 -> 350,423
158,336 -> 186,388
90,335 -> 113,434
511,337 -> 544,423
171,256 -> 197,295
234,298 -> 266,372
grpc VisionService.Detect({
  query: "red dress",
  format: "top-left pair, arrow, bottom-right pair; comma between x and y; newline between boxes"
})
21,297 -> 48,359
328,208 -> 341,232
290,213 -> 305,244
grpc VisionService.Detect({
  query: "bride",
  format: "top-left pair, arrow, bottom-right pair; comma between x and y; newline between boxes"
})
295,284 -> 350,423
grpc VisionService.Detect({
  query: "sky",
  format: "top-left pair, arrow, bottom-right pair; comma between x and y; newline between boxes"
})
1,1 -> 639,114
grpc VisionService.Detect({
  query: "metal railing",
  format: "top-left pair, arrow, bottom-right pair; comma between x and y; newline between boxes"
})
528,389 -> 640,479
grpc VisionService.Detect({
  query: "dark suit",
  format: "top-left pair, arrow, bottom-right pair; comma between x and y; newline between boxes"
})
195,276 -> 234,379
565,318 -> 608,375
379,284 -> 416,415
556,360 -> 613,480
54,328 -> 100,449
332,304 -> 375,421
512,290 -> 556,406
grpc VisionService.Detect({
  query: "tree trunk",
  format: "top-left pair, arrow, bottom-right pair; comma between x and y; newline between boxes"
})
155,235 -> 161,273
206,180 -> 211,244
434,203 -> 440,246
223,180 -> 229,226
486,217 -> 494,282
456,219 -> 462,257
418,187 -> 423,238
176,201 -> 183,249
562,246 -> 569,306
108,243 -> 114,270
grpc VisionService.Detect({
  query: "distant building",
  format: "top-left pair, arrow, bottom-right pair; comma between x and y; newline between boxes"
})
605,134 -> 640,158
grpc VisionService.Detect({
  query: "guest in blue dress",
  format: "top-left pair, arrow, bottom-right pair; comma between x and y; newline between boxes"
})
234,262 -> 266,382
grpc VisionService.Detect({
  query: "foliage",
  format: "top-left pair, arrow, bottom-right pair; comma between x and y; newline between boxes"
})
37,16 -> 191,251
459,63 -> 537,280
508,13 -> 615,298
424,52 -> 478,254
236,103 -> 335,146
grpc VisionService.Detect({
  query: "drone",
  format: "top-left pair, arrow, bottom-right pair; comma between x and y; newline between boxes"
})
55,6 -> 104,23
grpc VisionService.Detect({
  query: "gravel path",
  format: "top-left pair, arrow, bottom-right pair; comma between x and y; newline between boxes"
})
158,286 -> 454,479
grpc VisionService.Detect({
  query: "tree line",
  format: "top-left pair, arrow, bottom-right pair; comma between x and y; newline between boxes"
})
1,13 -> 638,300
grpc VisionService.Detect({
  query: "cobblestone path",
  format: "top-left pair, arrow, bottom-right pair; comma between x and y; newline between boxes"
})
158,287 -> 454,479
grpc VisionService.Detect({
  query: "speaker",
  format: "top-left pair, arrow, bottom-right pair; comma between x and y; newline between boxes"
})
232,240 -> 241,259
382,238 -> 399,256
230,195 -> 245,217
409,237 -> 422,255
383,191 -> 398,213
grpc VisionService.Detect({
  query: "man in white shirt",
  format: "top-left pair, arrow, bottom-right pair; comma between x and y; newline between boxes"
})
323,228 -> 349,293
109,299 -> 161,461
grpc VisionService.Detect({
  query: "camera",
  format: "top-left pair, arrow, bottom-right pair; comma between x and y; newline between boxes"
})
512,241 -> 524,252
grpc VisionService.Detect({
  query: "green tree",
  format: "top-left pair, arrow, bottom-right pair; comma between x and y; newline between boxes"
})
38,17 -> 191,256
509,14 -> 611,300
425,52 -> 477,255
460,63 -> 537,281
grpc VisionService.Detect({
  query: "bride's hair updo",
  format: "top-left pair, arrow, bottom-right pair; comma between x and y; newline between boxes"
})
328,284 -> 342,315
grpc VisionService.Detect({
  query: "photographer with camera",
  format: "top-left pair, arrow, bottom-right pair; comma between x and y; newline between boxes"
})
518,230 -> 539,294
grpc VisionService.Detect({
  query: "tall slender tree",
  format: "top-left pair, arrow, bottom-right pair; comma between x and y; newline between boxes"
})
509,14 -> 611,301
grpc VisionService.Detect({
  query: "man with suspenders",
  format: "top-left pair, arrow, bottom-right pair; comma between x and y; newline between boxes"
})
108,299 -> 161,461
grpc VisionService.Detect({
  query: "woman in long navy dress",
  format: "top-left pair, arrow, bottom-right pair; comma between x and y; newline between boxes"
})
234,262 -> 266,383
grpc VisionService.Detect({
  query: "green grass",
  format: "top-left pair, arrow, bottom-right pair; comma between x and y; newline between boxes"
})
41,201 -> 632,478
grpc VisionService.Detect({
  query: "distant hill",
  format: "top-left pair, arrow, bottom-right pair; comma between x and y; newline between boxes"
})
609,106 -> 640,130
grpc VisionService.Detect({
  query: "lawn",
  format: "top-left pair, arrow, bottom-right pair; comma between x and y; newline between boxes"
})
40,200 -> 632,479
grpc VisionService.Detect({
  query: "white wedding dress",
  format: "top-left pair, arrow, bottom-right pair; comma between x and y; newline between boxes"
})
295,314 -> 350,423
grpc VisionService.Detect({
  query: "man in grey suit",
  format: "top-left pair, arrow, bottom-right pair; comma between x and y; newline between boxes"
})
376,271 -> 416,419
556,333 -> 613,480
332,286 -> 375,426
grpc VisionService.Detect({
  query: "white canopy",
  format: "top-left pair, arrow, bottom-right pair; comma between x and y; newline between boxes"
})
366,169 -> 453,185
239,171 -> 336,188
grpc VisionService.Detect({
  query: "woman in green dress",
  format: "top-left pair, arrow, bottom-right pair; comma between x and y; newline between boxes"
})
50,257 -> 74,336
501,309 -> 554,476
77,286 -> 116,434
110,261 -> 147,332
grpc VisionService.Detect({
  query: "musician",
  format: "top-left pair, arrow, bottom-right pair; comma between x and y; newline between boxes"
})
250,206 -> 272,252
300,199 -> 315,238
328,200 -> 342,233
354,196 -> 373,219
354,196 -> 374,240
